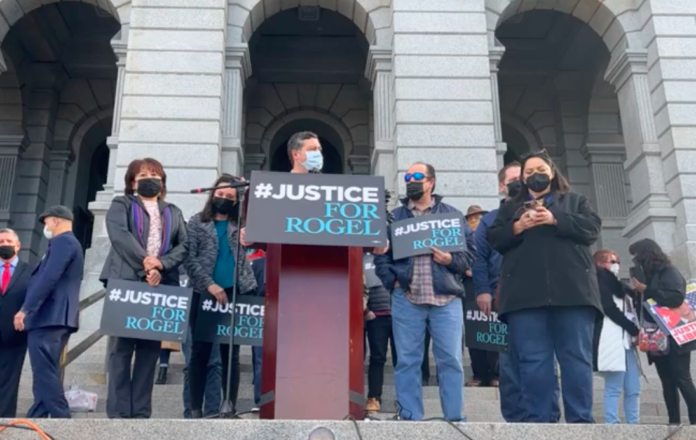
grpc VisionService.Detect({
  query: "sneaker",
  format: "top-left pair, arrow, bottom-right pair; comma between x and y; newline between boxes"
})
251,407 -> 260,413
365,397 -> 380,413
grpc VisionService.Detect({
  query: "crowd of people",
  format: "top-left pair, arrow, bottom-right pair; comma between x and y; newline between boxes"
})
1,130 -> 696,426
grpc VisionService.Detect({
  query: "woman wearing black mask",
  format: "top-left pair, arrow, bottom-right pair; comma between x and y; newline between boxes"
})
487,151 -> 602,423
185,174 -> 257,418
102,158 -> 188,418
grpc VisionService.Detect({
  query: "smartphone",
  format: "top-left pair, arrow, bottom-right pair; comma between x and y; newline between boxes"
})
523,199 -> 541,211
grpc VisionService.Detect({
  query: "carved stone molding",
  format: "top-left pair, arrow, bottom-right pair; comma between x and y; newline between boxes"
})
605,50 -> 648,92
349,154 -> 370,175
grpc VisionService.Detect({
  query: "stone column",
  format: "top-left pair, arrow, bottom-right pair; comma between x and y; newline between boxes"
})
392,0 -> 498,212
366,47 -> 396,195
605,50 -> 677,254
45,150 -> 73,207
0,135 -> 25,227
244,152 -> 266,179
222,44 -> 251,177
581,144 -> 630,257
490,45 -> 507,170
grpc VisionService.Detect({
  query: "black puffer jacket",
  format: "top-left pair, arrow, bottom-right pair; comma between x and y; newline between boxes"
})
643,263 -> 696,358
487,191 -> 603,320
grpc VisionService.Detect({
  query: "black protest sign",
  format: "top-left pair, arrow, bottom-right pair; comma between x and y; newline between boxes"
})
390,212 -> 466,260
245,171 -> 387,248
100,279 -> 193,343
464,298 -> 509,353
193,294 -> 264,346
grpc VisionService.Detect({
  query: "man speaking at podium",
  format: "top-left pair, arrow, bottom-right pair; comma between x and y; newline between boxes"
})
240,131 -> 387,253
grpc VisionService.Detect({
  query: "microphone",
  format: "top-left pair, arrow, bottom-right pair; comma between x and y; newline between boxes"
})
190,181 -> 250,193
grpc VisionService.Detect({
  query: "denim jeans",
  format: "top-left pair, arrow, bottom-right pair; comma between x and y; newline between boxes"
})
182,330 -> 222,418
499,349 -> 561,422
391,287 -> 464,421
601,348 -> 640,424
252,346 -> 262,406
507,306 -> 595,423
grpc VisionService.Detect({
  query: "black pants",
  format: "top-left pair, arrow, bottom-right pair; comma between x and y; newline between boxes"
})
0,341 -> 26,417
188,288 -> 240,413
106,336 -> 161,418
654,350 -> 696,423
366,316 -> 397,399
469,348 -> 499,384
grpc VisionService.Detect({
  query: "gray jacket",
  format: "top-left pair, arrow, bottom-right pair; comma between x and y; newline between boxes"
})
99,195 -> 189,286
184,213 -> 257,295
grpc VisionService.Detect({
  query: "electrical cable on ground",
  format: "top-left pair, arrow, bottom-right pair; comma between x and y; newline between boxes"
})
0,420 -> 56,440
662,424 -> 683,440
343,415 -> 363,440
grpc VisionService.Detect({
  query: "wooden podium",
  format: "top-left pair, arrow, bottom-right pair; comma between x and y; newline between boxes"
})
259,243 -> 365,420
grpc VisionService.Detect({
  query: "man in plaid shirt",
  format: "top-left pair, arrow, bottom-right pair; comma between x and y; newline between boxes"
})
374,162 -> 476,421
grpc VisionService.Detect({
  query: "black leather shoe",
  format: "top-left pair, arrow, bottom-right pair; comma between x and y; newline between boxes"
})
155,366 -> 168,385
190,410 -> 203,419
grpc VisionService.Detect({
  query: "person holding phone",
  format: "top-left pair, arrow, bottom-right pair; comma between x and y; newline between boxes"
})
487,150 -> 602,423
373,162 -> 475,421
629,238 -> 696,425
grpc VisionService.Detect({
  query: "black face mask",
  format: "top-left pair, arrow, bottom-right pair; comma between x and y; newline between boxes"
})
0,245 -> 15,260
137,178 -> 162,198
212,197 -> 237,216
506,180 -> 522,198
406,182 -> 425,201
526,173 -> 551,192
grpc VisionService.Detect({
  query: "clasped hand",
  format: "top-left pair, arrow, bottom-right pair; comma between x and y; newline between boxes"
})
516,206 -> 556,232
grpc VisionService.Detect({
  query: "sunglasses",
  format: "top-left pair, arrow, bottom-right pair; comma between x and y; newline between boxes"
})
405,172 -> 430,182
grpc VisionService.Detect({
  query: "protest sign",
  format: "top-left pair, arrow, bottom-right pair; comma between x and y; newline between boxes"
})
245,171 -> 387,248
390,212 -> 466,260
193,294 -> 265,346
100,279 -> 192,343
645,282 -> 696,346
464,298 -> 509,353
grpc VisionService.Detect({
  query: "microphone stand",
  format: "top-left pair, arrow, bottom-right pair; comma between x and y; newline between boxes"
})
219,187 -> 246,419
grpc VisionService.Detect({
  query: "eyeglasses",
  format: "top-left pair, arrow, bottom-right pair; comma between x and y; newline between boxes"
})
520,149 -> 550,160
405,172 -> 429,182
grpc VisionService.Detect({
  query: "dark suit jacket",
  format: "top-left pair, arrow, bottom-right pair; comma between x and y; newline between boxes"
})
22,232 -> 84,331
0,260 -> 33,346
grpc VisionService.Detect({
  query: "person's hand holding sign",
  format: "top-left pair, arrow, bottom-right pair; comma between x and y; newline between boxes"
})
208,283 -> 228,305
431,247 -> 452,266
144,256 -> 163,271
146,269 -> 161,287
372,239 -> 389,255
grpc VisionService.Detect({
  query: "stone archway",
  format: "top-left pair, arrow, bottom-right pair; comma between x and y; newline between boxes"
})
229,0 -> 392,46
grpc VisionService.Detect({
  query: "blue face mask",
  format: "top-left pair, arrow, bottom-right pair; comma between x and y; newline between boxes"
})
302,150 -> 323,172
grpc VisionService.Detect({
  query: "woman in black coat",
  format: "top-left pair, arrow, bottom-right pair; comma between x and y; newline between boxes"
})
629,238 -> 696,424
101,158 -> 188,419
487,151 -> 602,424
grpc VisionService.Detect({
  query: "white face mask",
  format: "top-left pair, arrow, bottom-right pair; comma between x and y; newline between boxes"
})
43,225 -> 53,240
610,263 -> 620,277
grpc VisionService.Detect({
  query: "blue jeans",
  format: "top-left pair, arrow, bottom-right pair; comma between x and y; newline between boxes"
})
252,346 -> 262,406
182,330 -> 222,418
391,287 -> 464,421
507,306 -> 595,423
499,349 -> 561,422
601,348 -> 641,424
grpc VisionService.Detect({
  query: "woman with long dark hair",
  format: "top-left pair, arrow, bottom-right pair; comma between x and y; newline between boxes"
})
102,158 -> 189,418
487,150 -> 602,423
629,238 -> 696,424
185,174 -> 257,418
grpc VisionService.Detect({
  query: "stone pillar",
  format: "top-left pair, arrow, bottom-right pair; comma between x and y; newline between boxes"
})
244,153 -> 266,179
605,50 -> 677,256
490,45 -> 507,169
581,144 -> 630,259
222,44 -> 251,176
13,88 -> 60,262
0,135 -> 25,227
391,0 -> 498,212
82,39 -> 127,304
45,150 -> 73,207
366,47 -> 396,195
646,1 -> 696,277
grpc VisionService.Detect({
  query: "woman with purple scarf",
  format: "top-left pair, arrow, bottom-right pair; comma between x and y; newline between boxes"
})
101,157 -> 188,419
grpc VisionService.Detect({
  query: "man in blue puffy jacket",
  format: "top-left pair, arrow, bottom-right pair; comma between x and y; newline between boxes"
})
374,162 -> 475,421
473,162 -> 560,423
